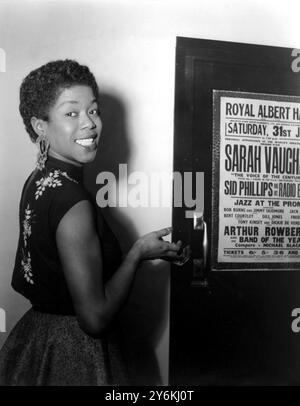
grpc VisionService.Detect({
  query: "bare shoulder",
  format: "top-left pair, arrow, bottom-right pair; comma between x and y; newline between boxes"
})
56,199 -> 97,243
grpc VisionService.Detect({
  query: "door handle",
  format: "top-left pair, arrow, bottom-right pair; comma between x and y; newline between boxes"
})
191,211 -> 209,288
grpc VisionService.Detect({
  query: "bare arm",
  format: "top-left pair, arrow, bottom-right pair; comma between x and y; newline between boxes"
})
56,200 -> 181,337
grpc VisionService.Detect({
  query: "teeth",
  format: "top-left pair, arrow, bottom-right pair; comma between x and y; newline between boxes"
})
75,138 -> 94,146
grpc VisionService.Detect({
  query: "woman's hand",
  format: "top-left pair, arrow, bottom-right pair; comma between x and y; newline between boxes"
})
132,227 -> 185,262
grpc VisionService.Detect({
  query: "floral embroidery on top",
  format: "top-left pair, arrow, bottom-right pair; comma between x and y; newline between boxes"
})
21,204 -> 35,284
22,204 -> 35,247
35,169 -> 78,200
21,250 -> 34,285
19,167 -> 78,285
59,171 -> 78,184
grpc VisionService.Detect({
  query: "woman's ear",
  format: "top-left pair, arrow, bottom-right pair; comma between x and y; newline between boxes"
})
30,117 -> 47,138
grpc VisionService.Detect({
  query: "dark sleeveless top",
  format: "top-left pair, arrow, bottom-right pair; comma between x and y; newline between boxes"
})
11,156 -> 122,315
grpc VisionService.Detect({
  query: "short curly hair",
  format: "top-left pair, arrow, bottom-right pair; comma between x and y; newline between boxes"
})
19,59 -> 100,142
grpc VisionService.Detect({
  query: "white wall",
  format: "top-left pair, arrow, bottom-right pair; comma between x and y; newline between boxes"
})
1,0 -> 300,385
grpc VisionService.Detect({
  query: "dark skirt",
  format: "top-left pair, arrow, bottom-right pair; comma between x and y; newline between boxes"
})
0,308 -> 129,386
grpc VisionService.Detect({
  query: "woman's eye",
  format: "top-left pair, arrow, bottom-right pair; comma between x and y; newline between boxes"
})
89,108 -> 99,115
66,112 -> 78,117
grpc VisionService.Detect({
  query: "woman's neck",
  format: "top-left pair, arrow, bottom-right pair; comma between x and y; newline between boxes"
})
48,150 -> 83,167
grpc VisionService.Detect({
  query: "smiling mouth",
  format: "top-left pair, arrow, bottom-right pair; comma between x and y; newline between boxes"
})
75,137 -> 96,147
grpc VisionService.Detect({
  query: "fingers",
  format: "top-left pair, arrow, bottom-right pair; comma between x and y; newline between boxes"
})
168,241 -> 182,251
163,244 -> 191,264
163,251 -> 181,259
155,227 -> 172,238
182,245 -> 191,256
161,251 -> 189,262
160,240 -> 182,253
176,240 -> 183,255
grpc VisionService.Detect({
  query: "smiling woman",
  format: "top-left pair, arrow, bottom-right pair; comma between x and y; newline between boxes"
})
0,60 -> 186,386
31,85 -> 102,166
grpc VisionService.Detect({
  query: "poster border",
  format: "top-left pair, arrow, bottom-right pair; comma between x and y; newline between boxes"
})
211,89 -> 300,271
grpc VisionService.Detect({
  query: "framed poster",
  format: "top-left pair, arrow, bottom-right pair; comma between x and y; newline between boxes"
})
212,90 -> 300,270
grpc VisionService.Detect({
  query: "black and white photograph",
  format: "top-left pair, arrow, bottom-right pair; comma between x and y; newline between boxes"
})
1,0 -> 300,392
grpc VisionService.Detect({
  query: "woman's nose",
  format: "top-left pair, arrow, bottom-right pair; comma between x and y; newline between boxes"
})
81,114 -> 96,130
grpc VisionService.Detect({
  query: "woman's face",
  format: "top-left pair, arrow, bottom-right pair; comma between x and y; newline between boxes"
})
44,85 -> 102,166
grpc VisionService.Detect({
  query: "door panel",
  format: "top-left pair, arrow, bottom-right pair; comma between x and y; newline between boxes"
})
170,37 -> 300,385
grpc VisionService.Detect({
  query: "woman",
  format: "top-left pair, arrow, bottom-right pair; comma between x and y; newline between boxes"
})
0,59 -> 186,386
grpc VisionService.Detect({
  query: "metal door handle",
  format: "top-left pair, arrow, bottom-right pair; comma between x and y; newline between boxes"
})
192,212 -> 209,288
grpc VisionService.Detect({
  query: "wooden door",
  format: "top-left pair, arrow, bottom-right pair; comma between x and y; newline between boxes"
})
170,37 -> 300,385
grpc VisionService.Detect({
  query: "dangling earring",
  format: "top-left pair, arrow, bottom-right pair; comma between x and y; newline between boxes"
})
35,135 -> 49,170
